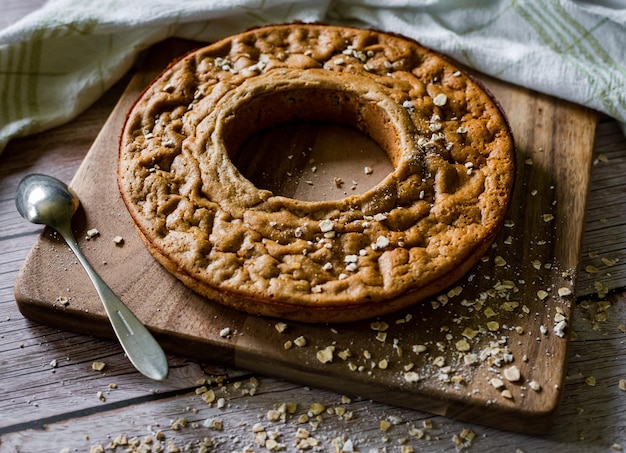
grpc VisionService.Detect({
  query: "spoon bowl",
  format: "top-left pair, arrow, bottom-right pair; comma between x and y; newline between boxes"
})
15,174 -> 169,381
16,174 -> 79,228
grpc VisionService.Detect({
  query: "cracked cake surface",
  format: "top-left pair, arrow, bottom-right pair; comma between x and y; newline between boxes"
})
118,23 -> 515,323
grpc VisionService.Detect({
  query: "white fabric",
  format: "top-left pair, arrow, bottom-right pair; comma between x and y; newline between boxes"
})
1,0 -> 625,152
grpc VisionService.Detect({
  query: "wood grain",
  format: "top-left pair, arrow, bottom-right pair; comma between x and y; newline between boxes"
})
578,120 -> 626,297
13,39 -> 598,434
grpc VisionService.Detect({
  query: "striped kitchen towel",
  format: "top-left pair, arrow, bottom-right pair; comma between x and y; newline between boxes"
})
1,0 -> 625,152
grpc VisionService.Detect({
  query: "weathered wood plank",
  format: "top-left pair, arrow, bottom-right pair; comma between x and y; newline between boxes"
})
578,120 -> 626,297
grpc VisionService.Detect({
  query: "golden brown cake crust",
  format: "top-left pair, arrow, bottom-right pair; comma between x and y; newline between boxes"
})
118,23 -> 515,323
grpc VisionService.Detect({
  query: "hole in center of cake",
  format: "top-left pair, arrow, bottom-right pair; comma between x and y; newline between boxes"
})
222,87 -> 399,202
235,122 -> 393,202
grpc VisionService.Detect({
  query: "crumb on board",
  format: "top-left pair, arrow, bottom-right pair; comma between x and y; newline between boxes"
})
91,361 -> 106,371
86,228 -> 100,239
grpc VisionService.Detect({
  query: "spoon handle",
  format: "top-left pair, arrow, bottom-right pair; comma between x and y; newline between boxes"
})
58,226 -> 169,381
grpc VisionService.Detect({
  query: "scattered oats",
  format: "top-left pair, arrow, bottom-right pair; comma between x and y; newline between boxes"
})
463,353 -> 479,366
97,391 -> 106,403
537,290 -> 549,300
619,379 -> 626,391
202,389 -> 216,403
455,339 -> 471,352
404,371 -> 420,383
370,321 -> 389,331
554,319 -> 567,338
275,322 -> 288,333
317,345 -> 335,364
219,327 -> 231,338
380,419 -> 392,432
433,356 -> 446,367
558,287 -> 572,297
92,361 -> 106,371
308,403 -> 326,417
487,321 -> 500,331
595,281 -> 610,298
461,428 -> 475,442
490,377 -> 505,389
86,228 -> 100,239
337,349 -> 351,360
364,166 -> 373,175
483,307 -> 497,318
433,93 -> 448,106
494,255 -> 507,267
612,444 -> 623,451
451,375 -> 465,384
542,214 -> 554,222
378,359 -> 389,369
501,389 -> 513,399
462,327 -> 477,339
585,265 -> 599,274
596,153 -> 609,163
585,376 -> 596,387
539,325 -> 548,335
412,344 -> 427,354
113,236 -> 124,245
294,336 -> 307,347
266,409 -> 282,422
50,359 -> 58,368
56,296 -> 70,307
602,257 -> 619,266
453,428 -> 476,450
503,365 -> 521,382
529,380 -> 542,392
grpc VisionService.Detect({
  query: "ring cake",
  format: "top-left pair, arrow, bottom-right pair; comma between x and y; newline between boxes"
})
118,23 -> 515,323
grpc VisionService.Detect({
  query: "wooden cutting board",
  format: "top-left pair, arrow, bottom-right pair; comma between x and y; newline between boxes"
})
14,39 -> 597,434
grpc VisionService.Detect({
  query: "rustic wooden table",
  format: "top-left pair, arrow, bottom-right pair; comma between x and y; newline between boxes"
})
1,3 -> 625,452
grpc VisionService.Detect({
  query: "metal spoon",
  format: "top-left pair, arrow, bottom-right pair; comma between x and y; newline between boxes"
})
15,173 -> 169,381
